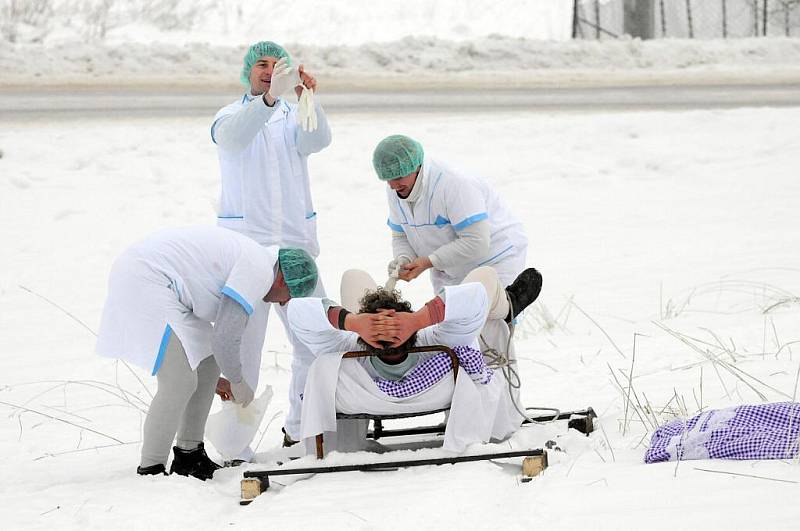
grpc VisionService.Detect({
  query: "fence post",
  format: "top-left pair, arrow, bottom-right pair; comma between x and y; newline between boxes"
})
572,0 -> 579,38
722,0 -> 728,37
594,0 -> 601,39
624,0 -> 656,39
686,0 -> 694,38
660,0 -> 667,36
753,0 -> 759,35
763,0 -> 769,35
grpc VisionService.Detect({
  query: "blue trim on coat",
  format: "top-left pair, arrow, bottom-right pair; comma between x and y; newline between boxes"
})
434,215 -> 450,227
305,212 -> 317,220
151,324 -> 173,376
210,116 -> 225,144
394,195 -> 411,225
387,219 -> 405,232
221,286 -> 254,315
217,215 -> 244,219
453,212 -> 488,231
427,171 -> 444,223
478,244 -> 514,266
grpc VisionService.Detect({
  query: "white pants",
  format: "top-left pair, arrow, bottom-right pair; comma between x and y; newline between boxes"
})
278,277 -> 326,441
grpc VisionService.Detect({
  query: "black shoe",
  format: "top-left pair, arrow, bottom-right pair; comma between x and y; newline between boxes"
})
282,427 -> 299,448
169,442 -> 221,481
504,268 -> 543,323
137,463 -> 167,476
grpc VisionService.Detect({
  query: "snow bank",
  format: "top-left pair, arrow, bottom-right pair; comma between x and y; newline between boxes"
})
3,36 -> 800,89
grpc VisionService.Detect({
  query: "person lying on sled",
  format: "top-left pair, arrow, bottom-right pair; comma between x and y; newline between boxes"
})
286,265 -> 541,454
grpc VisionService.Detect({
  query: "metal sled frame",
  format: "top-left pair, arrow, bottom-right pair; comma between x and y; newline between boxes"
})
239,344 -> 598,504
240,449 -> 549,505
314,345 -> 459,459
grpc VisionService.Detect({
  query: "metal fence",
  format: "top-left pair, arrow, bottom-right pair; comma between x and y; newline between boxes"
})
573,0 -> 800,39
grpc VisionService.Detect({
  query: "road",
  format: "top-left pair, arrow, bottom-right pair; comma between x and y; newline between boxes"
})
2,84 -> 799,119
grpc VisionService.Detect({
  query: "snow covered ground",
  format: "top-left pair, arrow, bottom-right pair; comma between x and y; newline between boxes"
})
2,96 -> 800,528
3,36 -> 800,89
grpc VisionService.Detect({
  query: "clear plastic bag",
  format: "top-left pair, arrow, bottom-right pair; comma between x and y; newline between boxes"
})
205,386 -> 273,459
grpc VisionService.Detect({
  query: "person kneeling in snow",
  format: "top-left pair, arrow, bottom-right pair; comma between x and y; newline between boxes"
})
95,226 -> 317,480
286,266 -> 541,454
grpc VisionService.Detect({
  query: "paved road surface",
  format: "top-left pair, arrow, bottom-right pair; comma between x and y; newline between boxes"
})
2,84 -> 799,119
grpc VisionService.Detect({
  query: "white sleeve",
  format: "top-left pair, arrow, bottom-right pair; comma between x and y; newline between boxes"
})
287,297 -> 359,356
391,230 -> 417,260
417,283 -> 488,347
211,97 -> 279,151
211,294 -> 249,383
428,219 -> 490,270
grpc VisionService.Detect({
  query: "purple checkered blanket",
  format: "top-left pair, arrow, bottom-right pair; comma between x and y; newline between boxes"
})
375,345 -> 493,399
645,402 -> 800,463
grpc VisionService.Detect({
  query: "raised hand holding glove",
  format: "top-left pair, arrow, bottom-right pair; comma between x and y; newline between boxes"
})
267,58 -> 301,100
295,65 -> 318,131
230,380 -> 255,408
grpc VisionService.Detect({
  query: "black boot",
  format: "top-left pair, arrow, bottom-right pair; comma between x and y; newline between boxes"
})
169,442 -> 221,481
137,463 -> 167,476
504,268 -> 543,323
282,427 -> 299,448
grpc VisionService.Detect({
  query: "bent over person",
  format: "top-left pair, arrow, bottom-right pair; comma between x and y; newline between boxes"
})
95,226 -> 317,479
210,41 -> 332,446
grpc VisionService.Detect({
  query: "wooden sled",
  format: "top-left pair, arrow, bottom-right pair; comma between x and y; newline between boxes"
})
240,344 -> 597,505
240,449 -> 548,505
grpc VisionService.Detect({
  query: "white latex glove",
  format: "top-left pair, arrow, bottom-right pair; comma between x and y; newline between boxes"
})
385,255 -> 412,291
297,86 -> 318,132
267,58 -> 301,100
387,255 -> 412,277
230,380 -> 255,408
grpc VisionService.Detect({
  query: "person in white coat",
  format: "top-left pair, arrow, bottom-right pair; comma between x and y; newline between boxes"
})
374,134 -> 540,359
95,226 -> 318,479
210,41 -> 332,445
286,266 -> 542,454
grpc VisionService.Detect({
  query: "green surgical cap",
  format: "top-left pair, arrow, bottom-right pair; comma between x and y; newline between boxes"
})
278,248 -> 318,298
240,41 -> 291,85
372,135 -> 424,181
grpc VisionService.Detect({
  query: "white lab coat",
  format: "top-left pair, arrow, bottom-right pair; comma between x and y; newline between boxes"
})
212,95 -> 331,256
95,226 -> 277,391
211,93 -> 332,439
287,283 -> 524,452
387,157 -> 528,291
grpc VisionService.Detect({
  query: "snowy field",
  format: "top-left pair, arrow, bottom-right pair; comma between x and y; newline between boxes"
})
1,99 -> 800,528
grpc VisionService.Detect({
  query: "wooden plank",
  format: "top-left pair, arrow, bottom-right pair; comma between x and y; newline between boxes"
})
522,453 -> 548,477
240,478 -> 264,506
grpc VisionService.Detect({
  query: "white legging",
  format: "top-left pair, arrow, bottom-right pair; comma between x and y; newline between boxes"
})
140,335 -> 221,467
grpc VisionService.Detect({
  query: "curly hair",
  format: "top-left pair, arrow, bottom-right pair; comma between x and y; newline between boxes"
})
356,287 -> 418,355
